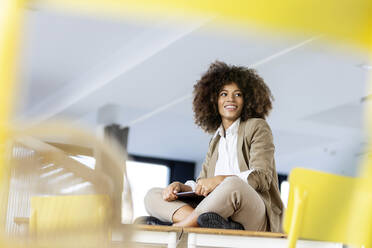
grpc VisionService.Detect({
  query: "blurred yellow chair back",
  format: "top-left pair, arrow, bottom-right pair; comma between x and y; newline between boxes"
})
30,194 -> 111,248
0,122 -> 133,247
283,168 -> 368,248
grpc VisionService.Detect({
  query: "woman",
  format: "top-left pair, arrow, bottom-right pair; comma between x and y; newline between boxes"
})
144,61 -> 284,232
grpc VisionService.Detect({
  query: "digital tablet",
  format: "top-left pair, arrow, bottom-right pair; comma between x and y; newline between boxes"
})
175,191 -> 204,198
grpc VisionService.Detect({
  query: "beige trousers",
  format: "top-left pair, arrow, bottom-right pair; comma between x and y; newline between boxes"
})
144,176 -> 267,231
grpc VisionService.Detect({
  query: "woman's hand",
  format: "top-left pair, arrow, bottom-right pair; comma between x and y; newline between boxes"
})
162,182 -> 192,201
195,176 -> 229,196
162,182 -> 181,201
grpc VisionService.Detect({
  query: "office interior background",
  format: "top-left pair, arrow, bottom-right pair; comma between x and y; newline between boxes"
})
13,6 -> 370,218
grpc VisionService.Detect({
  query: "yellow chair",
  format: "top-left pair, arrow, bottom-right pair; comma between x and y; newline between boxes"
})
30,194 -> 112,248
348,154 -> 372,248
283,168 -> 368,248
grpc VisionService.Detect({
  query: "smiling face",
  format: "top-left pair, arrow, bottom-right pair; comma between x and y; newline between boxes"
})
217,82 -> 244,129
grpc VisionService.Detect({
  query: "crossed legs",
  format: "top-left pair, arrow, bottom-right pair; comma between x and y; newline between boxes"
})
144,176 -> 267,231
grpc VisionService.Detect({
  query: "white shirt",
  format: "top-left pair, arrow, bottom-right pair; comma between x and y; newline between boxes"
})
185,118 -> 254,191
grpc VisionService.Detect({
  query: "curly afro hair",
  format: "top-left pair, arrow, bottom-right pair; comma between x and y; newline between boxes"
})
193,61 -> 274,134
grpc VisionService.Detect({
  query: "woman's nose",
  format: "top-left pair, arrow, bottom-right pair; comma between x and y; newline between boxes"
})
227,93 -> 234,101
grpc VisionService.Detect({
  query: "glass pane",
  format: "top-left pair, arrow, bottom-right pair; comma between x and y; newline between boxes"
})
126,161 -> 169,219
280,181 -> 290,208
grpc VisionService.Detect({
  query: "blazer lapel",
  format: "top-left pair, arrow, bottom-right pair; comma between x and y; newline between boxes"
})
208,135 -> 220,177
237,121 -> 248,171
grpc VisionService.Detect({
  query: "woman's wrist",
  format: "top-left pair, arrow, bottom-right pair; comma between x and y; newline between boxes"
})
216,175 -> 231,182
180,183 -> 192,192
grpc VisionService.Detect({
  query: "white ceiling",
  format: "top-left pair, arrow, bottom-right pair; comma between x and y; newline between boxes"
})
15,7 -> 371,177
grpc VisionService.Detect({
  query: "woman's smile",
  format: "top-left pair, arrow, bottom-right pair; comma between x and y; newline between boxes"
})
224,104 -> 238,110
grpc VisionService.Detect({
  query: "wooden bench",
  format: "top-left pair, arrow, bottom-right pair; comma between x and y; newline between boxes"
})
183,227 -> 342,248
184,227 -> 285,248
114,225 -> 342,248
113,224 -> 184,248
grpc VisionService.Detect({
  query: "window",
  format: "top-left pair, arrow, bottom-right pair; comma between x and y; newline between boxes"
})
280,180 -> 290,208
126,161 -> 169,218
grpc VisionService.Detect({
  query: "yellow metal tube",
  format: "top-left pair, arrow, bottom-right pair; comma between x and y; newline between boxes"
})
0,0 -> 25,233
287,187 -> 308,248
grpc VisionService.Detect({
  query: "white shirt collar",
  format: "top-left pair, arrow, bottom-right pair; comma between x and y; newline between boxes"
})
213,118 -> 240,139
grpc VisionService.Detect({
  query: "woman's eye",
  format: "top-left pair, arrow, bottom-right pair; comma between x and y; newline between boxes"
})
220,92 -> 227,96
235,93 -> 242,97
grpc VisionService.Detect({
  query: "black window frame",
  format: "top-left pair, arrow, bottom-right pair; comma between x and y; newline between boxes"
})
128,154 -> 196,184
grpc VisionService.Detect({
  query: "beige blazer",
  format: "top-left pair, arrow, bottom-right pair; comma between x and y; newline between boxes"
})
197,118 -> 284,232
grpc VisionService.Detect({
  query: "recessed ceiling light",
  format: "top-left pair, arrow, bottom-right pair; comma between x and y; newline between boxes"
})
357,63 -> 372,70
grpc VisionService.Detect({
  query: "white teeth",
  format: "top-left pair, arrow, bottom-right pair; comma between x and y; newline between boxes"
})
225,105 -> 237,109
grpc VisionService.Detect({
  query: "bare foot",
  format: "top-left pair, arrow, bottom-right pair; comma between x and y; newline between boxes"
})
173,210 -> 199,227
172,205 -> 194,223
